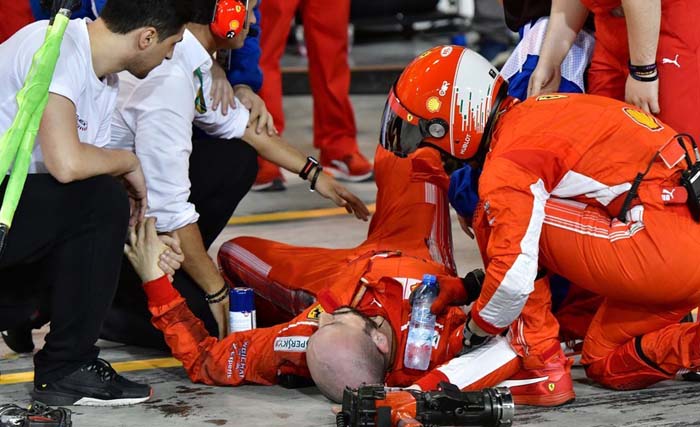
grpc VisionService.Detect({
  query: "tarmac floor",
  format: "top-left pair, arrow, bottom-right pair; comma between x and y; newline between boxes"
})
2,95 -> 700,426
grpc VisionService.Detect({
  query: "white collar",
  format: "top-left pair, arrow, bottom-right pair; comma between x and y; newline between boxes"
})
177,29 -> 213,74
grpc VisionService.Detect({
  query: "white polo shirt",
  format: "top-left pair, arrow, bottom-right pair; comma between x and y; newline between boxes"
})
0,18 -> 119,173
110,29 -> 249,232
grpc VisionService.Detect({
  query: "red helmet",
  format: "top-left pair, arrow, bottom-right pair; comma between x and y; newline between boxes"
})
380,45 -> 507,160
211,0 -> 248,39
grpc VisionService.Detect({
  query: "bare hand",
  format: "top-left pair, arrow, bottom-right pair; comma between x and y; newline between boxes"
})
158,232 -> 184,281
235,84 -> 276,135
313,173 -> 370,221
527,61 -> 561,98
122,162 -> 148,226
209,297 -> 229,339
625,74 -> 660,114
210,60 -> 236,115
124,217 -> 169,283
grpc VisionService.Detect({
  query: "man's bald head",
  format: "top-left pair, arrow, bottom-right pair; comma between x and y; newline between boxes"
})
307,308 -> 389,402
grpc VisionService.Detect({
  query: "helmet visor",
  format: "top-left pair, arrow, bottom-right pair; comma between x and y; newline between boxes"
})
380,87 -> 425,157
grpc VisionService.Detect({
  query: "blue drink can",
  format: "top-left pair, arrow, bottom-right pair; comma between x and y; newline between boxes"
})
229,287 -> 257,333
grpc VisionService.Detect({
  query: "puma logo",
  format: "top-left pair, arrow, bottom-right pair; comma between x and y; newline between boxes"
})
662,188 -> 677,201
662,54 -> 680,68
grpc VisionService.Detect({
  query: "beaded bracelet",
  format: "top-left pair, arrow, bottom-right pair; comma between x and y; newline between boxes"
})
205,284 -> 228,304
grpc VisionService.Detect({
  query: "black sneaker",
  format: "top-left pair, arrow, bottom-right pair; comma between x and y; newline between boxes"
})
1,324 -> 35,354
31,359 -> 152,406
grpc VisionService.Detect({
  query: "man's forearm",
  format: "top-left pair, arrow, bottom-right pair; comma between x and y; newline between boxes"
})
622,0 -> 660,65
176,222 -> 226,295
242,127 -> 306,175
539,0 -> 589,67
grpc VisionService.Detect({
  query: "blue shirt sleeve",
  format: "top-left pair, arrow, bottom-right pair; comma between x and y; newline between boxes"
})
30,0 -> 99,20
225,2 -> 263,92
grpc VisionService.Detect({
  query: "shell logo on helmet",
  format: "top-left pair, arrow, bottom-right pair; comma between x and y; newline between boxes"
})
379,45 -> 507,161
426,97 -> 442,113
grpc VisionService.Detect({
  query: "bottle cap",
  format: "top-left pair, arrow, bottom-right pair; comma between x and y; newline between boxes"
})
230,287 -> 255,312
422,274 -> 437,288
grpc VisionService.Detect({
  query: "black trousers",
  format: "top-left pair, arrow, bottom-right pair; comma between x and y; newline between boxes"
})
0,174 -> 129,384
101,139 -> 258,348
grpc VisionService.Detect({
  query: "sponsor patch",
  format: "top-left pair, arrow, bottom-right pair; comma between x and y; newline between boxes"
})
307,304 -> 325,320
535,94 -> 568,101
658,136 -> 686,168
426,97 -> 442,113
439,81 -> 450,97
274,336 -> 309,353
440,46 -> 453,57
225,341 -> 250,379
622,107 -> 663,132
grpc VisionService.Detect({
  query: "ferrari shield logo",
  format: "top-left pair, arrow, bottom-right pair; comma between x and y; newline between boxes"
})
307,305 -> 325,320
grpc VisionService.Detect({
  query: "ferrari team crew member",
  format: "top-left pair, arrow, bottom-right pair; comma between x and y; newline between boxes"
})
530,0 -> 700,138
253,0 -> 373,190
132,146 -> 534,404
383,45 -> 700,391
104,0 -> 368,347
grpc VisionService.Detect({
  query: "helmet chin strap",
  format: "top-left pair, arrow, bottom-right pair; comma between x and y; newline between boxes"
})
471,81 -> 510,166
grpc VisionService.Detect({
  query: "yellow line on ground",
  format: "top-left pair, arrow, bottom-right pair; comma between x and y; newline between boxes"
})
228,203 -> 376,225
0,357 -> 182,385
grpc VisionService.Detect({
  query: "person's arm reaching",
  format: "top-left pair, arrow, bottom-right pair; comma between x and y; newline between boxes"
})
39,93 -> 147,224
622,0 -> 661,114
528,0 -> 589,97
468,159 -> 550,336
243,127 -> 371,221
411,336 -> 519,392
176,222 -> 230,339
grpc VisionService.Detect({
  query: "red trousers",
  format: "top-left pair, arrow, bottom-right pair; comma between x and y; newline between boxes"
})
0,1 -> 34,43
516,198 -> 700,390
259,0 -> 358,161
586,0 -> 700,137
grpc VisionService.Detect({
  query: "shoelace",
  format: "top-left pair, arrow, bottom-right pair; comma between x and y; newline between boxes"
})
82,358 -> 117,383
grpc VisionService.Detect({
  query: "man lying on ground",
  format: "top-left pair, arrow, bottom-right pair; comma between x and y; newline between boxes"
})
128,146 -> 574,406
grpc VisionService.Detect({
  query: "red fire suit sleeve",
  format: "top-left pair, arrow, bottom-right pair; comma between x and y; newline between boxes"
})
144,276 -> 315,386
469,154 -> 555,335
412,336 -> 521,391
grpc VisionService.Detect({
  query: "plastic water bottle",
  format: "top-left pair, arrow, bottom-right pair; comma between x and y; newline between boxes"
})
404,274 -> 439,371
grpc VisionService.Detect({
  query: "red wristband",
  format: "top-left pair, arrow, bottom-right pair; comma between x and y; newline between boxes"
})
143,275 -> 180,306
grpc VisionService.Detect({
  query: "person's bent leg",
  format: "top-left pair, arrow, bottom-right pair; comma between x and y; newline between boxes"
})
539,200 -> 700,388
219,236 -> 353,317
34,176 -> 129,383
0,175 -> 128,384
582,300 -> 699,390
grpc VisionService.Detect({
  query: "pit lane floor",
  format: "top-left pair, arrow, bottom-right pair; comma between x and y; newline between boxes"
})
2,95 -> 700,426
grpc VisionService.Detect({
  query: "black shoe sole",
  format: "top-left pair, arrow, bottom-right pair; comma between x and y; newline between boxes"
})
32,388 -> 152,407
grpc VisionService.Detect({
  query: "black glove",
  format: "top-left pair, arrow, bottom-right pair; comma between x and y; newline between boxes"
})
462,314 -> 493,352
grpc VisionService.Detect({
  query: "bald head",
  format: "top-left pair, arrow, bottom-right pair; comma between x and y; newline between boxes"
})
307,323 -> 386,402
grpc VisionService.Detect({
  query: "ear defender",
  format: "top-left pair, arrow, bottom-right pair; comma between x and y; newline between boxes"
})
211,0 -> 248,39
420,118 -> 449,139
